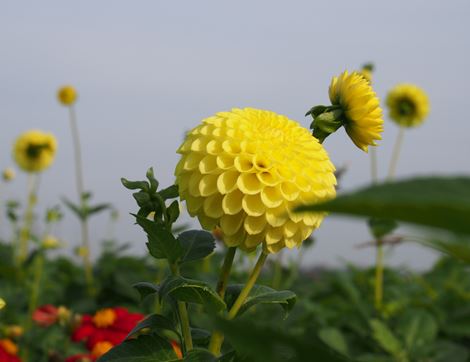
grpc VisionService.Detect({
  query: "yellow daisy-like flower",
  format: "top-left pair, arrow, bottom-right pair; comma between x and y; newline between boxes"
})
329,71 -> 384,152
13,130 -> 58,173
175,108 -> 336,254
57,85 -> 78,106
386,84 -> 429,127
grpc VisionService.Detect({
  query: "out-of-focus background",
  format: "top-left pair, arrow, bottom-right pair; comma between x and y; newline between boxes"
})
1,1 -> 468,269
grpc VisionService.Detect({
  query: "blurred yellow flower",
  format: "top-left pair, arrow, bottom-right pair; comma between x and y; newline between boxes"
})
57,85 -> 78,106
13,130 -> 57,173
5,325 -> 23,338
42,235 -> 61,249
358,69 -> 372,83
0,298 -> 5,310
329,71 -> 384,152
91,341 -> 113,358
175,108 -> 336,253
386,84 -> 429,127
0,339 -> 18,355
2,168 -> 15,182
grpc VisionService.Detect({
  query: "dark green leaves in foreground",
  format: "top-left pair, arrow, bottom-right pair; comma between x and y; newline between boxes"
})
225,284 -> 296,318
297,176 -> 470,236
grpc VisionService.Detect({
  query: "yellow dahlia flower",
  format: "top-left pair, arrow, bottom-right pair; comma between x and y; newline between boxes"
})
175,108 -> 336,254
13,130 -> 57,173
386,84 -> 429,127
57,85 -> 78,106
329,71 -> 384,152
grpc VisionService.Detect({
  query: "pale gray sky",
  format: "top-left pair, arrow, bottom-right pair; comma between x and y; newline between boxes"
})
1,1 -> 469,269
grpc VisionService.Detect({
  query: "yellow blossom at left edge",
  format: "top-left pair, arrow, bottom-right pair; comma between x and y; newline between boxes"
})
13,130 -> 58,173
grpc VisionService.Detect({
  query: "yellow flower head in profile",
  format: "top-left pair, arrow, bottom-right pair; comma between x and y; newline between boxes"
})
386,84 -> 429,127
13,130 -> 58,173
57,85 -> 78,106
2,168 -> 15,182
358,69 -> 372,83
329,71 -> 384,152
175,108 -> 336,254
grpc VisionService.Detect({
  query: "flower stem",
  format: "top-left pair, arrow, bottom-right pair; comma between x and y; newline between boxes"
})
68,105 -> 95,296
17,174 -> 38,265
271,251 -> 283,290
208,247 -> 237,354
215,247 -> 237,299
388,127 -> 405,180
370,147 -> 378,184
169,263 -> 193,353
209,251 -> 268,356
374,239 -> 384,311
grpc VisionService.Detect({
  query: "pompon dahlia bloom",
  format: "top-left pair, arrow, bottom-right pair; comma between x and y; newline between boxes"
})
13,130 -> 57,173
72,307 -> 144,349
386,84 -> 429,127
175,108 -> 336,254
328,71 -> 384,152
0,339 -> 21,362
57,85 -> 78,106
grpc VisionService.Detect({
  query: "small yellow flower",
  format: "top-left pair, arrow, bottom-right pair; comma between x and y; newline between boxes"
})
5,325 -> 23,338
329,71 -> 384,152
0,298 -> 5,310
386,84 -> 429,127
41,235 -> 61,249
175,108 -> 336,253
2,168 -> 15,182
13,130 -> 57,173
57,85 -> 78,106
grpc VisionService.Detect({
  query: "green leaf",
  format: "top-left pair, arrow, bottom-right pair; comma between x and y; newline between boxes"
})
166,201 -> 180,226
369,319 -> 406,361
146,167 -> 159,193
159,275 -> 226,312
87,203 -> 111,216
62,197 -> 85,220
418,238 -> 470,263
178,230 -> 215,264
297,176 -> 470,236
159,184 -> 179,200
214,318 -> 354,362
318,327 -> 349,355
428,341 -> 469,362
134,215 -> 183,263
126,313 -> 179,340
98,334 -> 180,362
121,177 -> 150,191
133,282 -> 159,301
225,284 -> 296,318
396,310 -> 437,351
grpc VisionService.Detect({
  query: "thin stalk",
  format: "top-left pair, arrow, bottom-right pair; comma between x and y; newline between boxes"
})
209,251 -> 268,356
17,174 -> 38,265
370,147 -> 378,184
68,105 -> 95,295
271,251 -> 283,290
374,239 -> 384,311
169,263 -> 193,352
388,127 -> 405,180
208,247 -> 237,354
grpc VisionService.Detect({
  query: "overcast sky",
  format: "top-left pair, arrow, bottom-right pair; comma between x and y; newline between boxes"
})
1,1 -> 469,269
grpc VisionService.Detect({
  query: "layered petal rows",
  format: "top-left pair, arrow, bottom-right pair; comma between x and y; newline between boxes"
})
175,108 -> 336,253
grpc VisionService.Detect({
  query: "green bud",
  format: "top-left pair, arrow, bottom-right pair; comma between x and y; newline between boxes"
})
309,108 -> 343,143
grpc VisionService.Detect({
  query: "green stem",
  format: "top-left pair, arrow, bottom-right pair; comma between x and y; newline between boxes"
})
209,251 -> 268,356
374,239 -> 384,311
370,147 -> 378,184
169,263 -> 193,353
17,174 -> 38,265
208,247 -> 237,354
69,105 -> 95,296
388,127 -> 405,180
271,251 -> 283,290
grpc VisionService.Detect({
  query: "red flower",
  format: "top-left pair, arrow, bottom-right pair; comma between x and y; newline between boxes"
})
0,339 -> 21,362
72,307 -> 144,349
32,304 -> 59,327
